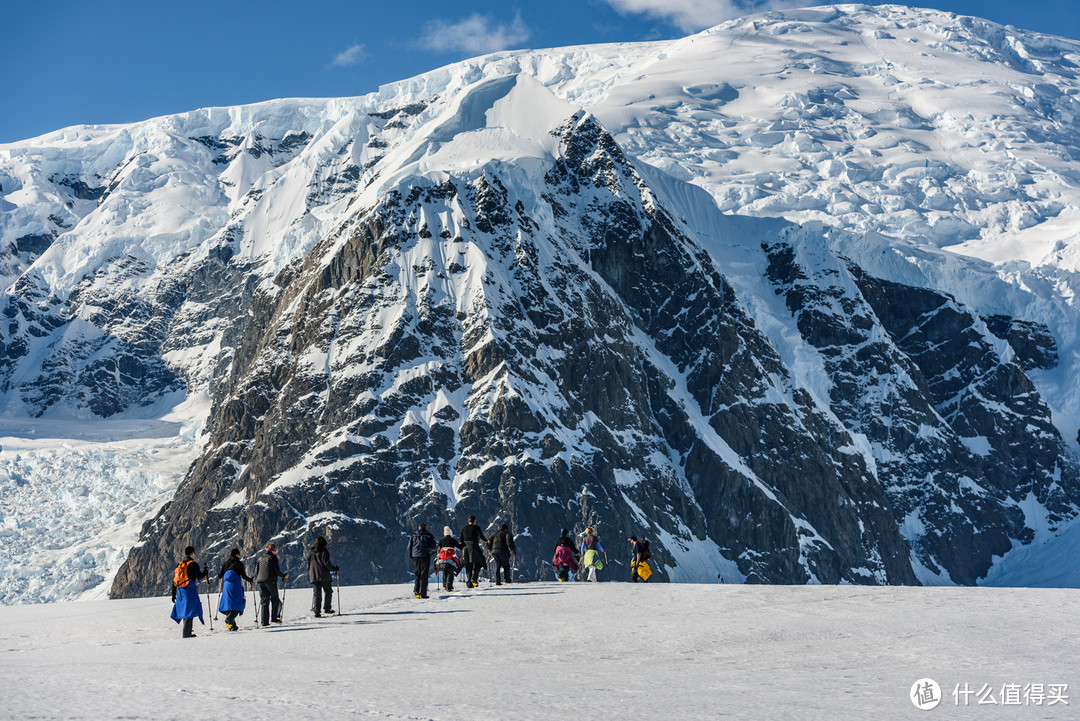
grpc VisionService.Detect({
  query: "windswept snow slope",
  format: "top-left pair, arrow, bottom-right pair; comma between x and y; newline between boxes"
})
0,583 -> 1076,720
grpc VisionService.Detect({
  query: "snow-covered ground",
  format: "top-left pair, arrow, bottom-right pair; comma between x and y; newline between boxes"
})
0,582 -> 1075,719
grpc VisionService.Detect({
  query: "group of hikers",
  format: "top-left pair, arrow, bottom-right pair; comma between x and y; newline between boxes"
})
170,537 -> 336,638
406,519 -> 655,596
170,523 -> 654,638
549,528 -> 653,583
406,516 -> 518,598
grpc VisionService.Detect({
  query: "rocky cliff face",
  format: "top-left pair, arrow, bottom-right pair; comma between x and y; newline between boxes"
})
112,111 -> 1078,596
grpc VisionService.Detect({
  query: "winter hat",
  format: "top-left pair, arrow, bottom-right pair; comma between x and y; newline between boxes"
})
266,543 -> 277,552
444,526 -> 453,537
560,528 -> 568,536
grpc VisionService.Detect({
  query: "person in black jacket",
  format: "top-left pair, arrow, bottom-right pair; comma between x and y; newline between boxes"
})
255,543 -> 289,625
436,526 -> 462,592
629,535 -> 645,583
307,536 -> 339,618
488,523 -> 516,585
459,516 -> 488,588
408,523 -> 438,598
218,547 -> 253,630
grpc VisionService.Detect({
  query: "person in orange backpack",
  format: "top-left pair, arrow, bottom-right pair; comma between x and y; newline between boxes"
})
170,545 -> 208,638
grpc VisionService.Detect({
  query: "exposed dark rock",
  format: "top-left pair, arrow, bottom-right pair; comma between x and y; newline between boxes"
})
984,314 -> 1058,371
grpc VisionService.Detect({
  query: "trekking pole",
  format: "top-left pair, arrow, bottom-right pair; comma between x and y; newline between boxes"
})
214,578 -> 221,621
280,576 -> 288,622
336,570 -> 341,615
205,576 -> 214,631
251,581 -> 259,628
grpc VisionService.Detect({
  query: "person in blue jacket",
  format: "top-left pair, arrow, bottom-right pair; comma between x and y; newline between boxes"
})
217,547 -> 252,631
170,545 -> 208,638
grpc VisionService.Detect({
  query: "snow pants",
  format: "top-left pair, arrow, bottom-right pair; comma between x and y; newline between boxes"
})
413,556 -> 431,597
259,581 -> 282,625
493,552 -> 512,584
462,546 -> 485,586
437,561 -> 458,591
311,579 -> 333,614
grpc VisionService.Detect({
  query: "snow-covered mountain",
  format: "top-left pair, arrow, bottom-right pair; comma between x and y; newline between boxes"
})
3,4 -> 1080,602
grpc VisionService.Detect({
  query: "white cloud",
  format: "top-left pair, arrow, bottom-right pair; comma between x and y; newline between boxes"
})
604,0 -> 816,33
329,43 -> 368,69
416,13 -> 531,55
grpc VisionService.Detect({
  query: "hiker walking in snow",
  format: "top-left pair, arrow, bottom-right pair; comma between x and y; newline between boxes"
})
255,543 -> 289,626
408,522 -> 438,598
629,535 -> 652,582
436,526 -> 462,592
552,528 -> 579,582
488,523 -> 516,585
579,526 -> 607,582
459,516 -> 488,588
307,536 -> 338,618
217,547 -> 252,631
171,545 -> 209,638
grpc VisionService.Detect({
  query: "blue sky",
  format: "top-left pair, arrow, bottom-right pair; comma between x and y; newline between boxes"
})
2,0 -> 1079,144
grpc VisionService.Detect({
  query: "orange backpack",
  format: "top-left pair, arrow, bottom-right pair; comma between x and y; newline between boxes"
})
174,560 -> 192,588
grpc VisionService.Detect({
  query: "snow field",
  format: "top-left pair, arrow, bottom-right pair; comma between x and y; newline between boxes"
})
1,582 -> 1076,720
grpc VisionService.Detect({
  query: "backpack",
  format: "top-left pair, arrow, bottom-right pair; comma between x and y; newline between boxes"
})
174,559 -> 192,588
641,540 -> 651,560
